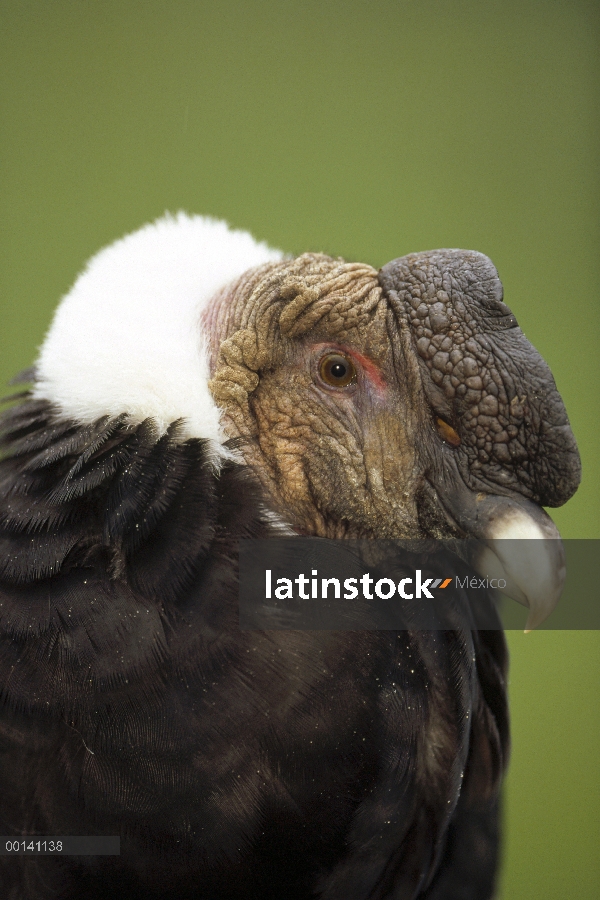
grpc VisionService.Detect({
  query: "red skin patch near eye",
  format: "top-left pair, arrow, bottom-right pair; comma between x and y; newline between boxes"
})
349,348 -> 386,392
312,343 -> 386,393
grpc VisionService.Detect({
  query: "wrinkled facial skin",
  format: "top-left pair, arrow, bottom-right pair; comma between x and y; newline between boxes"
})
207,254 -> 423,538
207,250 -> 581,548
247,310 -> 426,538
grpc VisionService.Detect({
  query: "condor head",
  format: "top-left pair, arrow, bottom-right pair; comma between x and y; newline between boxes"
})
30,216 -> 580,629
206,248 -> 580,628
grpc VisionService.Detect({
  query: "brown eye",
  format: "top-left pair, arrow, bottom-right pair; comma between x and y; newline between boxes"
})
436,417 -> 461,447
319,353 -> 357,388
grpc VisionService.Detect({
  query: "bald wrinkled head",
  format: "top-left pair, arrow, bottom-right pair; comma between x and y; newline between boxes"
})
205,249 -> 580,560
207,253 -> 408,537
379,250 -> 580,507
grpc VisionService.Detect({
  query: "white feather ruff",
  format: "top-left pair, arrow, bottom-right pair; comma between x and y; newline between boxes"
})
33,213 -> 283,442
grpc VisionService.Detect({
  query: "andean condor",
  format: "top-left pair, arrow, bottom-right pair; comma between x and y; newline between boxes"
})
0,214 -> 580,899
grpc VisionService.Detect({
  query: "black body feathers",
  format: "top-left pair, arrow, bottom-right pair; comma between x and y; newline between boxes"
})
0,397 -> 508,900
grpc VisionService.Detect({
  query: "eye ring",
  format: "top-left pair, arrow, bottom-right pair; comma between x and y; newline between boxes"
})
318,353 -> 357,388
435,417 -> 461,447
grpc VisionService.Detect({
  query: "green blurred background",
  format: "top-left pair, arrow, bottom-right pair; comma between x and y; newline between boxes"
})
1,1 -> 598,895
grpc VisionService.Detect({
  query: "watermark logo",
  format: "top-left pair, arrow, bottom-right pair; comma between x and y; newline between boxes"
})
264,570 -> 483,601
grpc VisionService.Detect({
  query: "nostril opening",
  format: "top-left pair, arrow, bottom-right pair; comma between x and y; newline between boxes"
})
435,417 -> 461,447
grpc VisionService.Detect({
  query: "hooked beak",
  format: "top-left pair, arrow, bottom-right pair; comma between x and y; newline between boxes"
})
431,480 -> 566,630
467,495 -> 566,631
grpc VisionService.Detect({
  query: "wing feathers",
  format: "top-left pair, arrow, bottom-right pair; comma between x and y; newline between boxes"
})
0,396 -> 271,710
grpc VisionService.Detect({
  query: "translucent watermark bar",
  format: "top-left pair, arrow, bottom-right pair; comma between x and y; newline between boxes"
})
239,539 -> 600,630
